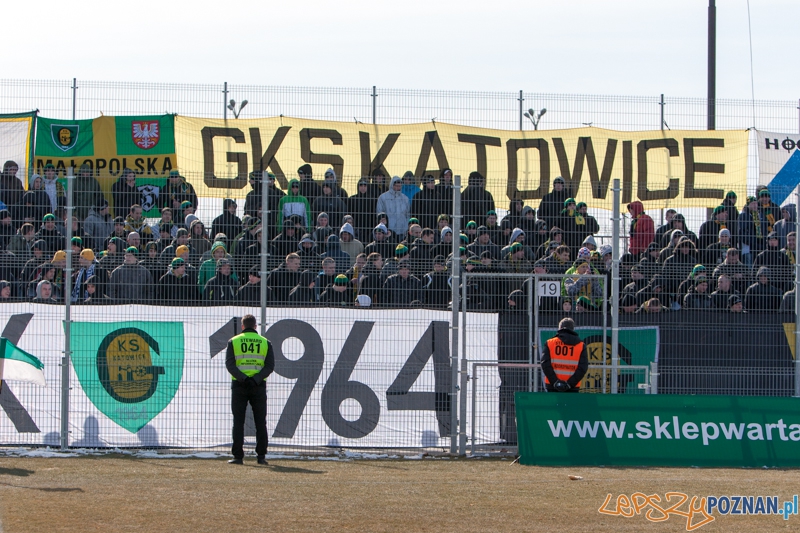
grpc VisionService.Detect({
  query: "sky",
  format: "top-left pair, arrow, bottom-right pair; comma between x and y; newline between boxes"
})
4,0 -> 798,101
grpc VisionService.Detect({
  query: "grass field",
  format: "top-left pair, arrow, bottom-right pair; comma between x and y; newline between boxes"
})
1,454 -> 798,532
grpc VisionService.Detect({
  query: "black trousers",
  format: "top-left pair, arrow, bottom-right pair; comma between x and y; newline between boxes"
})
231,381 -> 268,459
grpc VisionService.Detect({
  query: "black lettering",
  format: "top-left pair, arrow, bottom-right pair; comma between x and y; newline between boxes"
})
782,138 -> 796,152
622,140 -> 633,204
161,157 -> 173,174
683,138 -> 725,199
250,126 -> 291,187
553,137 -> 617,199
117,340 -> 127,351
636,139 -> 679,201
457,133 -> 502,179
506,138 -> 550,200
108,159 -> 120,176
359,131 -> 400,178
135,158 -> 145,173
414,131 -> 450,179
200,127 -> 248,189
765,138 -> 779,150
146,158 -> 157,174
96,158 -> 107,174
129,338 -> 139,351
299,128 -> 345,181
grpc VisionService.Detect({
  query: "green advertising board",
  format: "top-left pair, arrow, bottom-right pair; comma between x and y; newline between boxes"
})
516,393 -> 800,467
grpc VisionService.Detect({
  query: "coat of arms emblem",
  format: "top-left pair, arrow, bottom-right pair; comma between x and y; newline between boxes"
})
131,121 -> 160,150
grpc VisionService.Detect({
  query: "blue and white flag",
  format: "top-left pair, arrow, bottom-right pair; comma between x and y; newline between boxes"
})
757,130 -> 800,205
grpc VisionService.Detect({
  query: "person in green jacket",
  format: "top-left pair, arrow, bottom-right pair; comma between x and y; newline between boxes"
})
198,241 -> 237,290
277,179 -> 312,232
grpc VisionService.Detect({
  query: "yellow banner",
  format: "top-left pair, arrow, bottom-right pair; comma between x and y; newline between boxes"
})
174,116 -> 748,210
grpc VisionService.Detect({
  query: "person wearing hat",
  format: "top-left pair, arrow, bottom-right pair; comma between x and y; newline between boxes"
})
348,177 -> 380,239
720,191 -> 740,238
197,241 -> 236,293
409,174 -> 442,232
727,293 -> 745,313
312,182 -> 347,234
0,160 -> 23,208
753,231 -> 792,292
563,256 -> 603,307
399,170 -> 420,201
744,266 -> 783,311
434,168 -> 454,211
702,228 -> 733,270
19,239 -> 47,283
211,199 -> 242,242
682,275 -> 713,309
84,198 -> 114,252
295,164 -> 322,205
27,174 -> 51,221
161,170 -> 198,212
338,222 -> 363,268
244,171 -> 284,230
277,179 -> 312,232
202,257 -> 238,302
535,226 -> 564,261
379,243 -> 412,282
376,177 -> 411,239
500,241 -> 533,276
541,317 -> 589,392
159,227 -> 192,266
72,163 -> 105,221
757,187 -> 781,234
773,204 -> 796,249
699,205 -> 732,251
68,248 -> 98,303
157,257 -> 198,303
108,247 -> 153,303
0,208 -> 15,250
461,171 -> 495,227
111,168 -> 139,218
237,265 -> 268,304
35,213 -> 61,253
364,223 -> 394,262
382,259 -> 422,307
626,201 -> 655,257
737,195 -> 767,266
537,176 -> 570,229
319,273 -> 353,306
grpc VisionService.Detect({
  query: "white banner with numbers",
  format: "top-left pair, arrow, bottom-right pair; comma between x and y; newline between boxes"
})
0,304 -> 499,448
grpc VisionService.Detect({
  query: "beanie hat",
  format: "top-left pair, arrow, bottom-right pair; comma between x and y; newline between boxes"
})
713,205 -> 725,215
466,221 -> 477,229
211,241 -> 226,253
510,242 -> 523,253
43,213 -> 56,222
719,228 -> 731,238
746,196 -> 757,203
181,200 -> 193,209
728,294 -> 742,308
334,274 -> 349,286
408,217 -> 420,225
31,239 -> 46,250
563,198 -> 576,207
125,246 -> 138,256
395,244 -> 409,257
759,189 -> 771,197
217,258 -> 230,268
558,317 -> 575,331
80,249 -> 95,261
726,191 -> 737,198
691,264 -> 706,278
176,245 -> 190,257
599,244 -> 612,257
176,228 -> 189,237
554,176 -> 565,185
459,246 -> 467,255
52,250 -> 66,262
486,210 -> 497,216
433,255 -> 446,265
298,163 -> 312,175
71,236 -> 82,246
577,247 -> 591,259
171,257 -> 185,268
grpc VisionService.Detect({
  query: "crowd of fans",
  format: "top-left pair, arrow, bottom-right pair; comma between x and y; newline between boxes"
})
0,160 -> 795,312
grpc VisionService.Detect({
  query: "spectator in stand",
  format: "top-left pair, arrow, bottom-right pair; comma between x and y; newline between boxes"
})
297,164 -> 322,206
188,219 -> 211,260
296,233 -> 319,272
311,213 -> 334,254
702,228 -> 733,270
277,179 -> 312,232
421,255 -> 449,308
70,248 -> 99,303
435,169 -> 454,214
660,213 -> 697,248
287,270 -> 318,304
753,231 -> 792,292
124,204 -> 153,245
83,200 -> 114,252
314,257 -> 338,300
501,242 -> 533,274
661,237 -> 698,302
271,218 -> 299,260
711,274 -> 738,310
108,247 -> 153,303
501,198 -> 525,236
698,206 -> 732,251
0,209 -> 15,250
738,195 -> 767,266
376,177 -> 410,239
324,168 -> 348,198
244,171 -> 282,223
0,161 -> 24,207
364,223 -> 393,261
382,262 -> 422,307
158,257 -> 197,304
744,266 -> 783,311
347,179 -> 376,239
19,239 -> 47,283
36,214 -> 61,253
180,201 -> 198,230
721,191 -> 740,243
657,230 -> 685,263
160,171 -> 198,213
712,248 -> 751,295
73,164 -> 105,221
31,279 -> 58,304
626,201 -> 654,258
233,218 -> 260,258
41,165 -> 65,215
461,171 -> 495,225
758,188 -> 781,234
410,174 -> 441,232
783,231 -> 796,267
538,176 -> 569,229
773,204 -> 796,249
683,275 -> 713,309
400,171 -> 419,201
27,174 -> 51,219
139,241 -> 163,283
202,258 -> 239,303
635,297 -> 668,314
211,199 -> 242,241
536,227 -> 564,261
319,274 -> 353,306
338,223 -> 363,267
8,222 -> 36,266
313,182 -> 347,228
152,207 -> 178,241
467,226 -> 501,260
267,253 -> 303,303
125,231 -> 142,254
198,242 -> 236,292
654,209 -> 677,247
563,257 -> 603,309
408,227 -> 435,277
111,168 -> 140,218
237,265 -> 268,304
366,169 -> 388,199
727,294 -> 745,313
558,198 -> 580,250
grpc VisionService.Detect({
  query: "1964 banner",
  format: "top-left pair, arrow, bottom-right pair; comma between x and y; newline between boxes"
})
0,305 -> 498,448
174,116 -> 748,210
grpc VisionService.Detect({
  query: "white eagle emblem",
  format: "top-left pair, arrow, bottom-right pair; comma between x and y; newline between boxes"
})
132,121 -> 160,150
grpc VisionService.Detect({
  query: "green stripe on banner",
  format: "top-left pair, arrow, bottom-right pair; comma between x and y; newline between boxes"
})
35,117 -> 94,157
0,337 -> 45,369
115,115 -> 175,155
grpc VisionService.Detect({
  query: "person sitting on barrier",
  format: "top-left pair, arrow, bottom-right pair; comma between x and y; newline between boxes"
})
711,274 -> 739,310
728,293 -> 745,313
541,317 -> 588,393
676,264 -> 707,299
744,266 -> 783,311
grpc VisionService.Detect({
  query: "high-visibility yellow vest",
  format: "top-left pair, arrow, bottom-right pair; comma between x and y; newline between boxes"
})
231,331 -> 269,379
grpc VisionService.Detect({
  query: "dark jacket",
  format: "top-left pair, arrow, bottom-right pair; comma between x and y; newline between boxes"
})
540,327 -> 589,391
224,328 -> 275,386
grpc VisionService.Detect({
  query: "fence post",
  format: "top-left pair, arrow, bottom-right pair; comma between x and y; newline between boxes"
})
371,86 -> 377,124
260,172 -> 269,336
611,179 -> 621,393
660,93 -> 665,130
223,82 -> 228,120
60,167 -> 75,450
459,274 -> 468,455
518,90 -> 524,131
71,78 -> 77,120
449,174 -> 462,454
795,182 -> 800,397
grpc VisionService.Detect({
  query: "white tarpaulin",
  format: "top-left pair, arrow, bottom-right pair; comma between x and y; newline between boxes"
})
0,305 -> 499,449
756,130 -> 800,205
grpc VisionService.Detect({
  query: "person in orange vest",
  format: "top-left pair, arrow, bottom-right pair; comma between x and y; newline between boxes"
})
541,317 -> 589,392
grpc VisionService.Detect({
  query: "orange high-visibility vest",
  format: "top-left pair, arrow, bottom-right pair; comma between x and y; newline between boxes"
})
544,337 -> 584,384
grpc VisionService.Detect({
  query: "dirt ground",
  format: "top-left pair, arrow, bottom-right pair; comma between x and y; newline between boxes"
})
0,455 -> 798,532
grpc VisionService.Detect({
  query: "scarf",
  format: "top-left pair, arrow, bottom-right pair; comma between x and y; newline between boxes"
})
751,210 -> 763,240
71,262 -> 96,303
